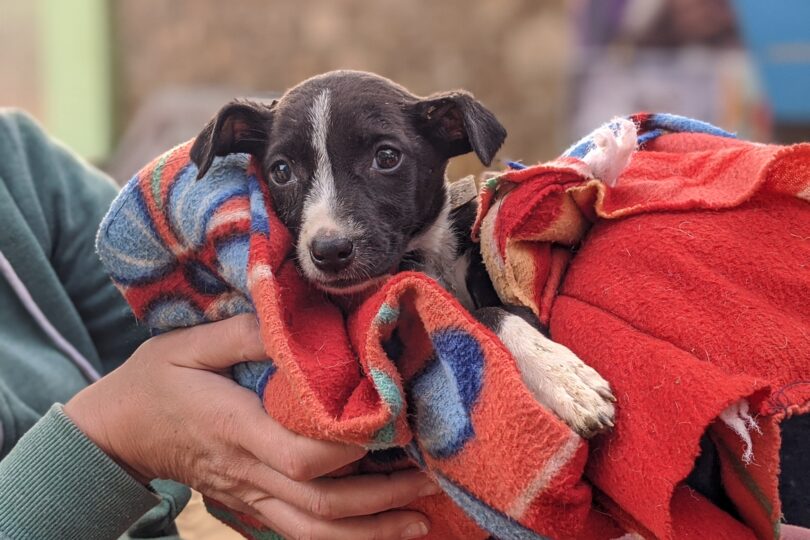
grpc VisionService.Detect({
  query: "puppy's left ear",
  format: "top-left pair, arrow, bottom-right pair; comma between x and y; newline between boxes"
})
190,99 -> 275,179
413,91 -> 506,166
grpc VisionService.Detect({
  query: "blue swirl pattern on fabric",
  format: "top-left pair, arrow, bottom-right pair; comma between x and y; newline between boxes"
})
412,328 -> 485,459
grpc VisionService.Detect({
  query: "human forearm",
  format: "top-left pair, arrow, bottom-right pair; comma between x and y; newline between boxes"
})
0,404 -> 157,540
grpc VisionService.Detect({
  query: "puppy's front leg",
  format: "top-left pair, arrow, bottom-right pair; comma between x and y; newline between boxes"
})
475,307 -> 616,438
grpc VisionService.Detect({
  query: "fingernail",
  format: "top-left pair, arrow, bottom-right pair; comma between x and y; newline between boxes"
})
401,521 -> 429,539
418,481 -> 441,497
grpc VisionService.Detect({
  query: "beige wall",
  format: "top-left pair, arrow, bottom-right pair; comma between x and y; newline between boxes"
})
0,2 -> 42,118
112,0 -> 573,176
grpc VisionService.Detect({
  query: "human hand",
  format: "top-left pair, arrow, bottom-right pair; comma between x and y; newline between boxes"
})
65,315 -> 437,539
782,525 -> 810,540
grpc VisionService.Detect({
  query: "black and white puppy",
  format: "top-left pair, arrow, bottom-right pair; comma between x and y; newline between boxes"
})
190,70 -> 615,437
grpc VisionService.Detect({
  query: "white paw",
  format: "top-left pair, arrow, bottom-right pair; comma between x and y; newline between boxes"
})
499,316 -> 616,438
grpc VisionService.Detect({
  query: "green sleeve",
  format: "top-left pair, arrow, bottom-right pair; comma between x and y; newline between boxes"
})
0,405 -> 158,540
0,111 -> 189,538
1,110 -> 149,373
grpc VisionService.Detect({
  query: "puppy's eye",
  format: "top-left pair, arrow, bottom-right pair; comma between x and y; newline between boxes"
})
373,147 -> 401,171
270,160 -> 294,185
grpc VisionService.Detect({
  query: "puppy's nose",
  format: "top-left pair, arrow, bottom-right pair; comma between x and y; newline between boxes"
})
309,233 -> 355,273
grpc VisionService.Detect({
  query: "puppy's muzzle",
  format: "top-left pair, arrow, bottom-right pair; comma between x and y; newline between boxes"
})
309,230 -> 355,273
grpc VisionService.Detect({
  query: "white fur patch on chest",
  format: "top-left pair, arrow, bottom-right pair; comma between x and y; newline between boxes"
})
405,196 -> 453,257
406,196 -> 474,310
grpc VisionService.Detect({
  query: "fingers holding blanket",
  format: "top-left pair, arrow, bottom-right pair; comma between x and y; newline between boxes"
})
252,497 -> 431,540
156,315 -> 268,371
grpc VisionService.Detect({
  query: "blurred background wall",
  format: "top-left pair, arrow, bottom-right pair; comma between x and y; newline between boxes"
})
1,0 -> 809,183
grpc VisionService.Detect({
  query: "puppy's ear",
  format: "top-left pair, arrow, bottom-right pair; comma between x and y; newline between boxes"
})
190,99 -> 275,179
413,91 -> 506,166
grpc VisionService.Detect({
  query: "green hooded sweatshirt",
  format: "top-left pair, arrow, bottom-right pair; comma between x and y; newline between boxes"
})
0,110 -> 190,539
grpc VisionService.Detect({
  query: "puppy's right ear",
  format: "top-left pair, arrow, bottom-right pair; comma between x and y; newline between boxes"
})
412,91 -> 506,166
190,99 -> 275,179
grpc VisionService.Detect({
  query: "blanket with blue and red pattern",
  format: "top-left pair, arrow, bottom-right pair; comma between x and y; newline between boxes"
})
96,141 -> 600,540
97,113 -> 810,540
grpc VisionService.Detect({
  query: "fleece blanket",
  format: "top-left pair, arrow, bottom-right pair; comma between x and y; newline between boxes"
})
475,113 -> 810,539
97,113 -> 810,540
97,142 -> 610,540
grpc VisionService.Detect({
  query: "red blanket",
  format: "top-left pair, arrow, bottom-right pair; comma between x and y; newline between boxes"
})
476,124 -> 810,539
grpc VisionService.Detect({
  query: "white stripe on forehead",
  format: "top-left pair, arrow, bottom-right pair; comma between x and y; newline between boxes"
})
309,88 -> 333,197
302,89 -> 338,231
297,89 -> 354,279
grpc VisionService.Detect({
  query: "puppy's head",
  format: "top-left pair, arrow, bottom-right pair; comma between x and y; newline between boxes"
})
191,70 -> 505,295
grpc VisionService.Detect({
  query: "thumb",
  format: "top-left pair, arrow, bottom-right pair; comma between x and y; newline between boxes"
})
154,314 -> 268,370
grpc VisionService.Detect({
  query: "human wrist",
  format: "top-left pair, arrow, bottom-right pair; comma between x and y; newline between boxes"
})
0,404 -> 159,539
64,386 -> 152,485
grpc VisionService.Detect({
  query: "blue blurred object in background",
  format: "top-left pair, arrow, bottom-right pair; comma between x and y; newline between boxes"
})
733,0 -> 810,122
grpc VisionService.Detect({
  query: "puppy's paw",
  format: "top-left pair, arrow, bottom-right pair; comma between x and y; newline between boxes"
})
540,340 -> 616,438
499,316 -> 615,438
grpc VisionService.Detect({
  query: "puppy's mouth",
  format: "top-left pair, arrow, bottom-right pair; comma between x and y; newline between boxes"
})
302,252 -> 407,296
295,229 -> 406,296
314,273 -> 392,296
